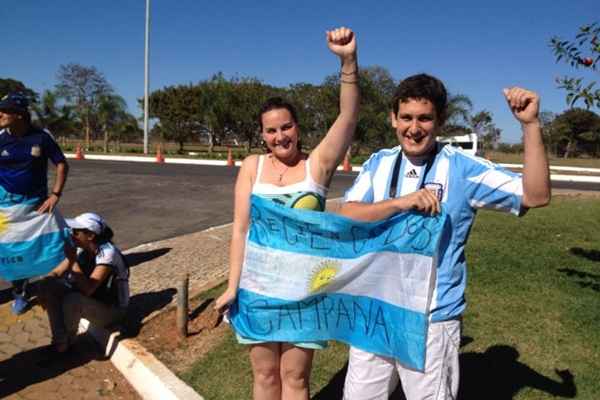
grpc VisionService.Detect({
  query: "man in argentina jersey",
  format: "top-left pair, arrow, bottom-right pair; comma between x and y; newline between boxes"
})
338,74 -> 550,400
0,92 -> 69,313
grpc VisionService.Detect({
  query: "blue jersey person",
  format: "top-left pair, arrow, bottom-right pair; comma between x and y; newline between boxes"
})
0,92 -> 69,314
338,75 -> 550,400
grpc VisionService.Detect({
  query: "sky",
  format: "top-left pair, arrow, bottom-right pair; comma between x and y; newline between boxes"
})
3,1 -> 599,143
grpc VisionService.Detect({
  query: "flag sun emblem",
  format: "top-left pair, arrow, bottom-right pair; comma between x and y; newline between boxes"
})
0,211 -> 8,234
308,260 -> 340,293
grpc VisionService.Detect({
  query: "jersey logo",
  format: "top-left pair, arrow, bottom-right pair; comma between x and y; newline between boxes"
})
31,145 -> 41,157
0,150 -> 8,157
405,169 -> 419,178
424,182 -> 444,201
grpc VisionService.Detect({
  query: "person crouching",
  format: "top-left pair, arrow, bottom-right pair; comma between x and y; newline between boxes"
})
37,213 -> 129,353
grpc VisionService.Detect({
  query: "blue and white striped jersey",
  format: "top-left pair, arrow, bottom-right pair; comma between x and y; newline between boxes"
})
345,144 -> 523,322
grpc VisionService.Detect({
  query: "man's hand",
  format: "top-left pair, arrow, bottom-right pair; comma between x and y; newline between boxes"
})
503,87 -> 540,125
327,26 -> 357,62
37,194 -> 59,213
396,188 -> 441,216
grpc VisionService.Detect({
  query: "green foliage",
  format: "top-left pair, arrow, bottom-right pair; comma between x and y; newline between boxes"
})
550,22 -> 600,109
551,107 -> 600,157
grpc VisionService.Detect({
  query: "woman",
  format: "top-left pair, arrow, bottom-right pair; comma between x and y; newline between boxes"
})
215,27 -> 359,400
37,213 -> 129,353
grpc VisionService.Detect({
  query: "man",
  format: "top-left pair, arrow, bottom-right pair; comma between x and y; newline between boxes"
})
339,74 -> 550,400
0,92 -> 69,314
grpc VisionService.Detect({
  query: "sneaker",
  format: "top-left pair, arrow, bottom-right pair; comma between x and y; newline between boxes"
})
11,291 -> 30,315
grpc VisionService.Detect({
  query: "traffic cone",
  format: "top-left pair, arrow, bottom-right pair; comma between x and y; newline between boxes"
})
343,152 -> 352,172
75,144 -> 85,160
156,144 -> 165,163
226,148 -> 234,167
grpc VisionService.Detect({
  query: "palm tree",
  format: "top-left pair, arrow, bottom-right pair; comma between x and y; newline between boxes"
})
31,90 -> 78,138
444,93 -> 473,128
97,94 -> 128,153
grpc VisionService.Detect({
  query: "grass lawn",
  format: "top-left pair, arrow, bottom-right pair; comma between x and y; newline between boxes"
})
180,196 -> 600,399
487,151 -> 600,169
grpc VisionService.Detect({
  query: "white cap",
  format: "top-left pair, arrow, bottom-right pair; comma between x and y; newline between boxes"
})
65,213 -> 105,235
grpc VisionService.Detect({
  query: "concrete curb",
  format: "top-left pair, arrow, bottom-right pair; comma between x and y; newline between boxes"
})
80,319 -> 204,400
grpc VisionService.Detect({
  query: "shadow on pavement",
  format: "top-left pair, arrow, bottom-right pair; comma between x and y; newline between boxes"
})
121,288 -> 177,337
0,334 -> 100,398
125,247 -> 172,268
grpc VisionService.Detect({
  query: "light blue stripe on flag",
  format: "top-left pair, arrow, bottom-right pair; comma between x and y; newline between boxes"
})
0,230 -> 67,280
230,195 -> 448,371
0,185 -> 68,281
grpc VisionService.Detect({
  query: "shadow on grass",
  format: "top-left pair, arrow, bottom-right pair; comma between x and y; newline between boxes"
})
569,247 -> 600,262
557,267 -> 600,292
125,247 -> 172,268
121,288 -> 177,337
0,334 -> 102,398
312,338 -> 576,400
459,344 -> 576,399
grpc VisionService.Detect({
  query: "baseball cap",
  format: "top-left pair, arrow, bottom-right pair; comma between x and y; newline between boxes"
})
0,92 -> 30,114
65,213 -> 106,235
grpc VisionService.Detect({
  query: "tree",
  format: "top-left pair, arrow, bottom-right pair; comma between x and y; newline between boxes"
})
55,63 -> 114,149
31,90 -> 78,137
550,21 -> 600,109
540,110 -> 558,156
96,93 -> 129,152
444,93 -> 473,129
551,108 -> 600,157
147,84 -> 203,153
468,110 -> 501,150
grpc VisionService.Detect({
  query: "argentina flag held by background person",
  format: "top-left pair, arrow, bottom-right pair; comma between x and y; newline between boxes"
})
0,184 -> 69,281
229,194 -> 449,371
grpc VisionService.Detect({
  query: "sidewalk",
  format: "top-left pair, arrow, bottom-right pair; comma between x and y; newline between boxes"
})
0,222 -> 234,400
0,299 -> 139,399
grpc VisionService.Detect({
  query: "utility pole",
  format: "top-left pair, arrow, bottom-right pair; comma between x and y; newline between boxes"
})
143,0 -> 150,155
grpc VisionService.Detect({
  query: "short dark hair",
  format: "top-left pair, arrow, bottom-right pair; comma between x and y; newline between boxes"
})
258,97 -> 299,132
391,74 -> 448,123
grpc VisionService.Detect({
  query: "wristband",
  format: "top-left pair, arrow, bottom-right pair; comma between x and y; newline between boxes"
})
51,191 -> 62,197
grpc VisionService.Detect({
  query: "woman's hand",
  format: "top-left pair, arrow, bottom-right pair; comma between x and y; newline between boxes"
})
37,193 -> 59,213
327,26 -> 357,62
215,287 -> 237,314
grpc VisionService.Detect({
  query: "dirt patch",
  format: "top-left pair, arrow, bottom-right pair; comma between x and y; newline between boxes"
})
136,291 -> 230,374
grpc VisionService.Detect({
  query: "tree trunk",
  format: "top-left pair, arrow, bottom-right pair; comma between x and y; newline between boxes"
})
179,141 -> 184,154
563,140 -> 573,159
85,120 -> 91,151
103,126 -> 108,153
208,132 -> 214,154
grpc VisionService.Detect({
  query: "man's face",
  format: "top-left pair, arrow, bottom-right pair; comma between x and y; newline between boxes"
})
391,98 -> 440,157
0,111 -> 21,130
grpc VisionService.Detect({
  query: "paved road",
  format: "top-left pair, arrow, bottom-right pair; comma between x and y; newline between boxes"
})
54,159 -> 600,250
58,160 -> 357,249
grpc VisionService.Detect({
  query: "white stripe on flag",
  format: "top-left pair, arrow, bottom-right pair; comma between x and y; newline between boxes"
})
240,242 -> 435,314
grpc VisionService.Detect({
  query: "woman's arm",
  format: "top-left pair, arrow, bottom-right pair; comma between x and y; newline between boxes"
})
310,27 -> 359,185
214,155 -> 256,313
70,261 -> 112,297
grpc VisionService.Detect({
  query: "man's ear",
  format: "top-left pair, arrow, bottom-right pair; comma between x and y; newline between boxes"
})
390,111 -> 397,128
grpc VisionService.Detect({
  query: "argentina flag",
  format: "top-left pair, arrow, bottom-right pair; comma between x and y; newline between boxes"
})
0,185 -> 69,281
229,195 -> 448,371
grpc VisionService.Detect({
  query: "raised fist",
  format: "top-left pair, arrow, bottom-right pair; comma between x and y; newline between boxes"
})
327,26 -> 357,61
503,87 -> 540,125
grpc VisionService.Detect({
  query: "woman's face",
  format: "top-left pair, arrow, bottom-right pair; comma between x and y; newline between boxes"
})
71,229 -> 95,248
261,108 -> 300,161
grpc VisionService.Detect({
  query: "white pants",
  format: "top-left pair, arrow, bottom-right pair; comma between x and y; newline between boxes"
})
343,319 -> 461,400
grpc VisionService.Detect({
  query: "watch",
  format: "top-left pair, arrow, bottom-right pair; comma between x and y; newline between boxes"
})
51,191 -> 62,197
